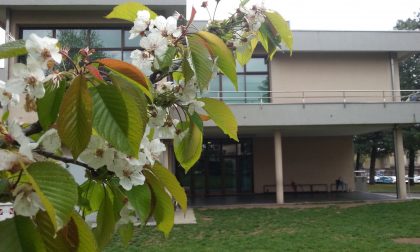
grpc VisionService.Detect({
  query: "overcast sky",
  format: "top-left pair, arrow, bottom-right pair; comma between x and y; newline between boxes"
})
187,0 -> 420,31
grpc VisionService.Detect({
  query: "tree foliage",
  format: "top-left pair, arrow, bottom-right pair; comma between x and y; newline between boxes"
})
0,1 -> 293,251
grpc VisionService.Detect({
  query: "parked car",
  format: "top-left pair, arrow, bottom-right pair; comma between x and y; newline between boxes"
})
405,91 -> 420,101
376,176 -> 394,184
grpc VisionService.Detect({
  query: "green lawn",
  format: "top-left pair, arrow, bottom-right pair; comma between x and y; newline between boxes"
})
368,184 -> 420,193
106,200 -> 420,251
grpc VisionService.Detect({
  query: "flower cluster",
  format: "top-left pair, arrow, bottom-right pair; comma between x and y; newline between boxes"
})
79,135 -> 166,190
2,34 -> 61,113
129,10 -> 182,74
214,4 -> 266,53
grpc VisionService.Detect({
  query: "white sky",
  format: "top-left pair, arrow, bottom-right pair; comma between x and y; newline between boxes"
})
187,0 -> 420,31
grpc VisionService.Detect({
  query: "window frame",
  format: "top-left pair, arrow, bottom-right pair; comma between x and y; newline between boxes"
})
19,27 -> 139,62
213,55 -> 270,104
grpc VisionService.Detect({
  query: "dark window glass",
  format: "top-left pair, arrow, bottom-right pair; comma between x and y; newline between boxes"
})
246,75 -> 269,103
22,29 -> 53,40
246,57 -> 267,72
222,75 -> 245,103
124,30 -> 140,47
206,57 -> 269,104
56,29 -> 88,48
90,29 -> 121,48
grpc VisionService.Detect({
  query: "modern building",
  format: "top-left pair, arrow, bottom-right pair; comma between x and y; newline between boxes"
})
2,1 -> 420,204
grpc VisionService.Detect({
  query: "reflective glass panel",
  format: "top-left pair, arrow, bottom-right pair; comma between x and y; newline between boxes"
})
90,30 -> 121,48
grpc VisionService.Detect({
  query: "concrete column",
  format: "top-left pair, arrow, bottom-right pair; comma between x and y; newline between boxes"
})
274,130 -> 284,204
393,127 -> 407,199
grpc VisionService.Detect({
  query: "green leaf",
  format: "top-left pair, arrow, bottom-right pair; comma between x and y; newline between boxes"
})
125,184 -> 151,224
97,59 -> 152,100
37,80 -> 67,129
197,31 -> 238,90
0,216 -> 46,252
174,118 -> 203,171
94,189 -> 115,250
157,46 -> 177,70
26,161 -> 78,231
90,82 -> 144,157
265,11 -> 293,53
258,23 -> 278,60
79,180 -> 105,216
144,170 -> 174,237
182,58 -> 194,83
150,162 -> 187,213
198,97 -> 238,141
172,72 -> 184,83
118,223 -> 134,247
0,40 -> 27,59
190,112 -> 203,132
107,67 -> 153,102
109,72 -> 148,129
57,75 -> 93,159
36,211 -> 74,252
71,212 -> 99,252
236,37 -> 258,66
187,34 -> 213,91
105,2 -> 157,22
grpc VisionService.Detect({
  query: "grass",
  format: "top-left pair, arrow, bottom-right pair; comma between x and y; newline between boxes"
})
368,184 -> 420,193
106,200 -> 420,251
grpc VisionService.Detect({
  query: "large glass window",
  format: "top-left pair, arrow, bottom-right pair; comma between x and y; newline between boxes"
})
20,28 -> 138,62
203,57 -> 269,104
175,138 -> 253,196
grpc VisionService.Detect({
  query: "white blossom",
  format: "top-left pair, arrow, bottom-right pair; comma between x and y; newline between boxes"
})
156,81 -> 175,94
129,10 -> 151,39
158,119 -> 179,139
187,100 -> 205,115
178,80 -> 197,103
79,136 -> 112,170
0,149 -> 30,171
112,157 -> 146,191
12,184 -> 44,218
148,106 -> 167,127
241,6 -> 266,32
8,121 -> 38,160
25,33 -> 62,69
6,60 -> 46,98
141,138 -> 166,165
116,202 -> 139,227
0,80 -> 19,108
131,49 -> 153,74
37,128 -> 61,153
140,31 -> 168,58
150,15 -> 182,38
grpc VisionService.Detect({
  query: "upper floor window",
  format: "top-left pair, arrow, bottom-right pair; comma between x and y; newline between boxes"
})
204,57 -> 269,104
20,28 -> 139,63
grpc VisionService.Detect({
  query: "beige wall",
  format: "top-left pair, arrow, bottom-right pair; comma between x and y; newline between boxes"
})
270,52 -> 394,103
282,136 -> 355,191
253,136 -> 355,193
253,137 -> 276,193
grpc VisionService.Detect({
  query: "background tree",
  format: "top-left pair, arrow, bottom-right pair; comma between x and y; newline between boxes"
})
354,131 -> 393,184
395,10 -> 420,185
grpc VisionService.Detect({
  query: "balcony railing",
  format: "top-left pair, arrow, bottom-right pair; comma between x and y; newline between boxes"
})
200,90 -> 420,105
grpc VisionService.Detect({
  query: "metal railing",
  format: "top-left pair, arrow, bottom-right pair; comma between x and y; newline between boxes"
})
199,90 -> 420,105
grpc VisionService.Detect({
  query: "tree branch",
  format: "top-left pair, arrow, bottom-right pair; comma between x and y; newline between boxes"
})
34,149 -> 95,173
24,121 -> 43,136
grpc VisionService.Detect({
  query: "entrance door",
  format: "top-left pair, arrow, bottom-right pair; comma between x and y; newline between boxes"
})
175,138 -> 253,196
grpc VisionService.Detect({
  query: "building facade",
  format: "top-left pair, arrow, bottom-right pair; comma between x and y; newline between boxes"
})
2,1 -> 420,203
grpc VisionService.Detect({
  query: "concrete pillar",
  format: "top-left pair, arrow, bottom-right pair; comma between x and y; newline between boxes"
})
393,127 -> 407,199
274,130 -> 284,204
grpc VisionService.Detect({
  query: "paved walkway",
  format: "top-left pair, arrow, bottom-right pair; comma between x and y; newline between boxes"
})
188,192 -> 400,207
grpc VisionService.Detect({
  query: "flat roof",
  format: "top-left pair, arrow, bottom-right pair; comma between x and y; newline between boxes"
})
0,0 -> 186,6
290,30 -> 420,53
